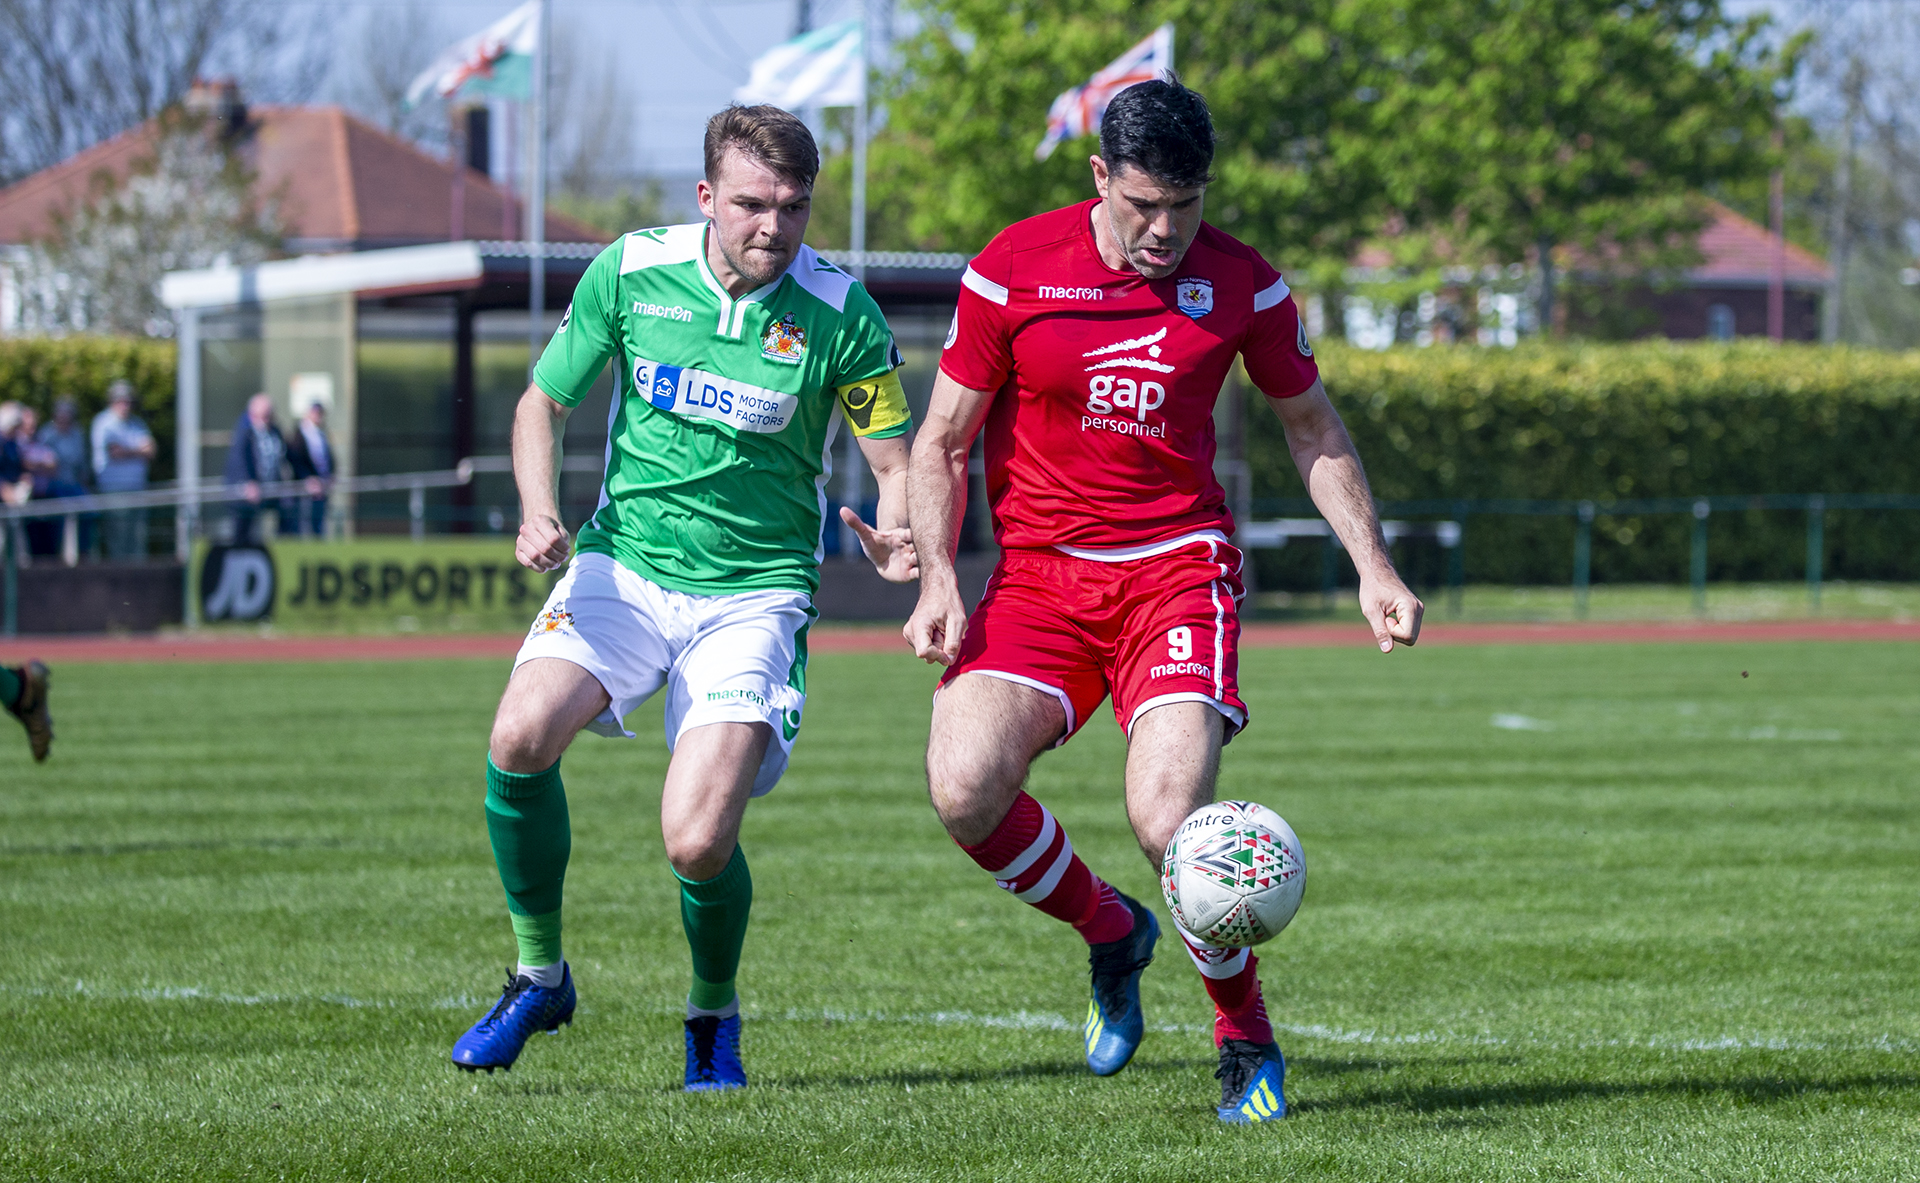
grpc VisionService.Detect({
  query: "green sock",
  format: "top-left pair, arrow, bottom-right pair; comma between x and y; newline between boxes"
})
0,667 -> 19,710
677,844 -> 752,1011
485,756 -> 570,967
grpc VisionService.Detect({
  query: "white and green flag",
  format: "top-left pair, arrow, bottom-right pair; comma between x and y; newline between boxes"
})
405,0 -> 541,107
734,19 -> 864,110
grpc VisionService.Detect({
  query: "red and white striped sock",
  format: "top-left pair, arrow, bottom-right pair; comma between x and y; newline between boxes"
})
959,791 -> 1135,945
1179,931 -> 1274,1046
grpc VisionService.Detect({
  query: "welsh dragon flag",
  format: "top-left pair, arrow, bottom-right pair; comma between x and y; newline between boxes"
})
404,1 -> 540,107
1034,24 -> 1174,161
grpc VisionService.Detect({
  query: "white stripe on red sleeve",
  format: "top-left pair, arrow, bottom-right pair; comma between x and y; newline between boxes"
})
962,266 -> 1010,306
1252,275 -> 1291,313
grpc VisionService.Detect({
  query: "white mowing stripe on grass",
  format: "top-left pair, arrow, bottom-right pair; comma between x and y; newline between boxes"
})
0,981 -> 477,1011
762,1007 -> 1919,1055
7,986 -> 1915,1055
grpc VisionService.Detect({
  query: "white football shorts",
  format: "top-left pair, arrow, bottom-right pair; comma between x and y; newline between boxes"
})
513,552 -> 815,796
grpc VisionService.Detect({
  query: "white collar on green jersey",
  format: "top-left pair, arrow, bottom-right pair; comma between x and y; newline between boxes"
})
620,222 -> 858,339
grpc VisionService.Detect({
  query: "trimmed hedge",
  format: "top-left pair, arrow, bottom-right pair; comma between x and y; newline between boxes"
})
0,337 -> 177,481
1248,341 -> 1920,586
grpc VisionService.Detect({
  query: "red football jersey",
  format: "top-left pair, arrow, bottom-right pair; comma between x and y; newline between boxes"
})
940,199 -> 1319,552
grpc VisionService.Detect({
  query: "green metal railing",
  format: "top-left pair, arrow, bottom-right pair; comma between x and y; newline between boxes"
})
1245,493 -> 1920,617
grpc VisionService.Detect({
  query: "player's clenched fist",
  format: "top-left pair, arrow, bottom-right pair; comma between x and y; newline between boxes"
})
904,577 -> 967,666
1358,574 -> 1424,653
516,514 -> 572,572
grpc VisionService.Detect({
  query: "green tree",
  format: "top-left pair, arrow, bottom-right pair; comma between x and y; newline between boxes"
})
1367,0 -> 1796,332
879,0 -> 1794,337
876,0 -> 1400,261
12,108 -> 281,337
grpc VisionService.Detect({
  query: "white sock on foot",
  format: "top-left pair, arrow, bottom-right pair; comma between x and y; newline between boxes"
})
518,961 -> 564,989
686,996 -> 739,1021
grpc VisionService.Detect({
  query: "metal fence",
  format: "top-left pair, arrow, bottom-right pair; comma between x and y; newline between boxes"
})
0,458 -> 593,635
1246,493 -> 1920,615
7,471 -> 1918,633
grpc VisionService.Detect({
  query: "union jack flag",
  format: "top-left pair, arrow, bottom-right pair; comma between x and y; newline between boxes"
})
1035,24 -> 1175,162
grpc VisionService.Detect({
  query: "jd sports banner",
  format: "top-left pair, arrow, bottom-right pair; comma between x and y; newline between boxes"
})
193,539 -> 560,629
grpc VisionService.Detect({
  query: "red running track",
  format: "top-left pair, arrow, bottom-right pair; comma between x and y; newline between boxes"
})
3,619 -> 1916,665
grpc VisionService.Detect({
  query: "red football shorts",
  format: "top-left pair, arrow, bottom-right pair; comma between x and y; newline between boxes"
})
940,534 -> 1248,746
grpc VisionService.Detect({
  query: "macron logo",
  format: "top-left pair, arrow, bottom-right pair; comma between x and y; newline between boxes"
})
634,301 -> 694,323
1150,660 -> 1213,678
1038,285 -> 1104,300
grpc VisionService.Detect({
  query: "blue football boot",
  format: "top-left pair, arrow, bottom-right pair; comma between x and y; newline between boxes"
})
1083,891 -> 1159,1076
1216,1038 -> 1288,1123
684,1013 -> 746,1091
451,965 -> 575,1072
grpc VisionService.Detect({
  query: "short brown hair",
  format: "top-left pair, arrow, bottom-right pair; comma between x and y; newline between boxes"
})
703,105 -> 819,190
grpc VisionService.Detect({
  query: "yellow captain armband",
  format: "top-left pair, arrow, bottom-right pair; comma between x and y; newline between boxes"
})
836,368 -> 911,437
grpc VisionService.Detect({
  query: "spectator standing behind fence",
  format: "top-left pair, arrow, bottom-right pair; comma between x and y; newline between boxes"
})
92,380 -> 156,559
285,399 -> 334,538
37,398 -> 89,490
224,393 -> 288,545
0,401 -> 28,508
31,397 -> 93,556
15,405 -> 81,557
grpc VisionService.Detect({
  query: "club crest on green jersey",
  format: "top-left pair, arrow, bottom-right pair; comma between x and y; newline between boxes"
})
760,312 -> 808,364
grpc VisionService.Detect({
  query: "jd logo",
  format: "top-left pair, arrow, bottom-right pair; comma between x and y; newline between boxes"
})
202,545 -> 275,621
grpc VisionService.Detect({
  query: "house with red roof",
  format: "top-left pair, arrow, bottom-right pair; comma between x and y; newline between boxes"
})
0,86 -> 600,264
1650,201 -> 1830,341
1340,200 -> 1831,344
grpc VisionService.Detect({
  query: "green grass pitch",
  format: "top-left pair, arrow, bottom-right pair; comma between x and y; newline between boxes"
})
1,641 -> 1916,1180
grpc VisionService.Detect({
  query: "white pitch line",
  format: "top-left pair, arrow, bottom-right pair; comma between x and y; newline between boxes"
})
763,1007 -> 1918,1055
7,986 -> 1915,1055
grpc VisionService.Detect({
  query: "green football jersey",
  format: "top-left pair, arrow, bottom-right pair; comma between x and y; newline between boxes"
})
533,222 -> 911,595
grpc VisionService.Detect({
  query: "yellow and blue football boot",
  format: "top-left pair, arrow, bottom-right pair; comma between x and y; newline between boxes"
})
1083,892 -> 1158,1076
451,965 -> 575,1072
684,1013 -> 746,1091
1216,1038 -> 1287,1122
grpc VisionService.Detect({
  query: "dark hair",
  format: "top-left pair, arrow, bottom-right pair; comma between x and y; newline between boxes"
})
1098,75 -> 1214,188
704,105 -> 820,189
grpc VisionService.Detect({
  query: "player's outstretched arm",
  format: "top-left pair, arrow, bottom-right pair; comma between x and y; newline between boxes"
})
1267,378 -> 1423,652
841,433 -> 918,583
511,382 -> 575,573
903,371 -> 996,664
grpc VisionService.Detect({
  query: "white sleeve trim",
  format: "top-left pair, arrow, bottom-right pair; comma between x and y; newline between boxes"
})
1252,274 -> 1292,313
962,265 -> 1009,306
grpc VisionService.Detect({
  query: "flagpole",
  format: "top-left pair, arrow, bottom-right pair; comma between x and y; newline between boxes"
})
527,0 -> 549,381
850,0 -> 868,284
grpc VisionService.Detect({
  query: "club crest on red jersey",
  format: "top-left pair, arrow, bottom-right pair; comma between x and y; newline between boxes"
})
1175,277 -> 1213,319
760,312 -> 808,364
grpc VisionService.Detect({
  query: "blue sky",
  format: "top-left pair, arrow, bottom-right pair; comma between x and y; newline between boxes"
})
313,0 -> 869,175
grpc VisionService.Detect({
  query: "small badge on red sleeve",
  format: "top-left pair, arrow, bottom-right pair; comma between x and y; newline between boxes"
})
944,311 -> 959,350
1297,319 -> 1313,358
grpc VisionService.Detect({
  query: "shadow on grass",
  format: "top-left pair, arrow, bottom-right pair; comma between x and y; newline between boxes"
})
766,1055 -> 1216,1091
763,1054 -> 1526,1094
1293,1072 -> 1920,1116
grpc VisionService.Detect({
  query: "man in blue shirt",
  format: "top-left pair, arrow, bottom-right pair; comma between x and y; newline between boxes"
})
90,381 -> 155,559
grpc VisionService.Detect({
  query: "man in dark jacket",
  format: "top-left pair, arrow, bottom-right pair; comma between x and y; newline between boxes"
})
224,393 -> 287,544
285,399 -> 335,538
